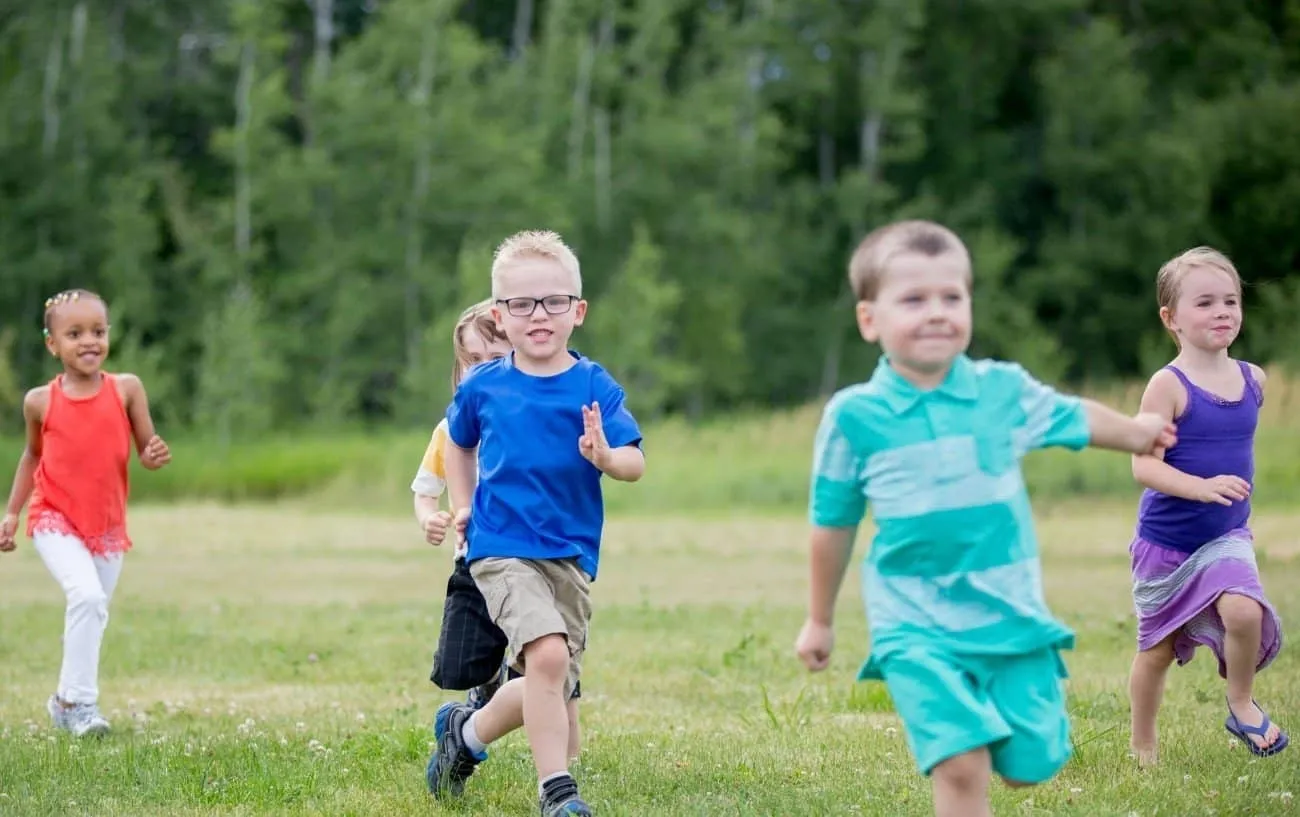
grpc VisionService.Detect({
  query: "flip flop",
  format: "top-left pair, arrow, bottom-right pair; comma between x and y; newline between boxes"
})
1224,699 -> 1290,757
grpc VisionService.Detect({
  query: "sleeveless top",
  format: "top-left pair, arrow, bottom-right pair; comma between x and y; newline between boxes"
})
27,373 -> 134,555
1136,361 -> 1260,553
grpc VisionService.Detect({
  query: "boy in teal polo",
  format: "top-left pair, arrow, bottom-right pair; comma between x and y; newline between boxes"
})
795,220 -> 1177,817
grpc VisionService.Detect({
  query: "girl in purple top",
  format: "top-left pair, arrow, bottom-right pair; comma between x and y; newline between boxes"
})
1128,247 -> 1286,765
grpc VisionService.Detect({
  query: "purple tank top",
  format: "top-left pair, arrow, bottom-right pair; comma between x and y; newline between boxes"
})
1136,360 -> 1260,553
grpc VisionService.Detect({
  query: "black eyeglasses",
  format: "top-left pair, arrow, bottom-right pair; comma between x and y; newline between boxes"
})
496,295 -> 579,317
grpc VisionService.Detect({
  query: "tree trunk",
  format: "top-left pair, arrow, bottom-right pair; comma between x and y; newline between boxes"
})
404,27 -> 438,365
42,26 -> 64,160
311,0 -> 334,89
593,106 -> 611,230
511,0 -> 534,59
234,41 -> 256,264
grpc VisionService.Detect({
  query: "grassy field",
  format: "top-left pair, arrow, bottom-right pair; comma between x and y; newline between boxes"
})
0,501 -> 1296,816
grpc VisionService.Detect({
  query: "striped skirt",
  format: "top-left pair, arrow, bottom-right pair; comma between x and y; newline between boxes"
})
1130,528 -> 1282,677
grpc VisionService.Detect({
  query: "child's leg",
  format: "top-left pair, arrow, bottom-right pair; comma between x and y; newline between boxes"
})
472,669 -> 581,761
931,749 -> 993,817
1128,633 -> 1175,765
520,633 -> 572,779
32,533 -> 122,705
983,649 -> 1072,787
880,649 -> 1009,817
1218,593 -> 1284,750
453,638 -> 571,776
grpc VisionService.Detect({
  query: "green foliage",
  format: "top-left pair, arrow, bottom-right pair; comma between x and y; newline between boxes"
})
1,1 -> 1299,429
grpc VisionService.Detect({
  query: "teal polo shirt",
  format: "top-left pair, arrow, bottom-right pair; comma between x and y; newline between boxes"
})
809,355 -> 1092,679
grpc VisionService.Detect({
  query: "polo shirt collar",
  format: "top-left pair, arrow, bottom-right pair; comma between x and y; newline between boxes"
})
871,354 -> 978,414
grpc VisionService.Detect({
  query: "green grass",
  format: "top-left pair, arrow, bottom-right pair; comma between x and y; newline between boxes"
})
0,503 -> 1296,815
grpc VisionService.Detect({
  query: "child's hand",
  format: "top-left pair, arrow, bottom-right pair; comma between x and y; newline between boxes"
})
578,402 -> 611,470
0,513 -> 17,553
1195,475 -> 1251,506
140,435 -> 171,470
453,508 -> 471,548
422,510 -> 453,546
1133,412 -> 1177,454
795,618 -> 834,672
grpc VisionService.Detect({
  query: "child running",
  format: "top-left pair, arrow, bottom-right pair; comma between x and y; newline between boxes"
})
0,289 -> 171,737
1127,246 -> 1287,764
413,299 -> 583,767
427,230 -> 644,817
794,220 -> 1176,817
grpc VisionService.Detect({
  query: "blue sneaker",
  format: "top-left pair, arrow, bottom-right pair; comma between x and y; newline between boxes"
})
425,702 -> 486,798
541,795 -> 593,816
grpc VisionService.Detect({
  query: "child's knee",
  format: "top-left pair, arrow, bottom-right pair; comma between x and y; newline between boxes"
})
1217,593 -> 1262,634
522,634 -> 570,680
1137,638 -> 1176,669
931,749 -> 990,793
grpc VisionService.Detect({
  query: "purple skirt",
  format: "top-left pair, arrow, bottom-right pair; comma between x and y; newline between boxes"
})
1130,528 -> 1282,677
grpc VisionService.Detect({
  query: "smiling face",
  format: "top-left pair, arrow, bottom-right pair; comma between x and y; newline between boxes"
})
1160,265 -> 1242,353
491,256 -> 587,375
44,294 -> 111,378
856,249 -> 973,387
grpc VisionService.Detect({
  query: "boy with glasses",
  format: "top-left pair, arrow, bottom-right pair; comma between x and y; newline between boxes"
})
427,230 -> 645,817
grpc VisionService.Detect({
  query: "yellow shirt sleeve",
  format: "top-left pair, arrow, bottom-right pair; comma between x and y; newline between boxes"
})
411,420 -> 448,497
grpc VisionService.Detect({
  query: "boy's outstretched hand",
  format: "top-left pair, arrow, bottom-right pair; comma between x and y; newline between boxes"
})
578,402 -> 610,469
796,618 -> 834,672
1133,412 -> 1178,454
0,512 -> 17,553
141,435 -> 171,470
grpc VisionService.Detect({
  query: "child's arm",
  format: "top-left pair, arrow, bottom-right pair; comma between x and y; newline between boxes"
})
1129,369 -> 1248,504
807,525 -> 856,626
444,442 -> 477,536
1,388 -> 48,551
1083,399 -> 1176,455
796,525 -> 856,672
118,374 -> 170,469
411,428 -> 452,545
580,376 -> 645,483
797,397 -> 866,672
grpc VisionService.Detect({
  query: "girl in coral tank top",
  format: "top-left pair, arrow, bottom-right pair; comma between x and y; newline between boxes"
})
0,290 -> 171,738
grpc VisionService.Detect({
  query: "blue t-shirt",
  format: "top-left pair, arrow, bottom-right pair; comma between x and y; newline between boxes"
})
445,351 -> 642,580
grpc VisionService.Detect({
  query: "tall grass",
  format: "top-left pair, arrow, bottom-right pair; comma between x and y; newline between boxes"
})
2,369 -> 1298,515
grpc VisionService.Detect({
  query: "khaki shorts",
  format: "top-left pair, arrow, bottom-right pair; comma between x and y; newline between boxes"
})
469,557 -> 592,699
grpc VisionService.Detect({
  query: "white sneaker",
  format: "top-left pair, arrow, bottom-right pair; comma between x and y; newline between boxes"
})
48,696 -> 110,737
46,695 -> 68,730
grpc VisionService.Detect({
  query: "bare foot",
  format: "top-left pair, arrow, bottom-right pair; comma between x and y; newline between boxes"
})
1130,742 -> 1158,768
1227,699 -> 1283,751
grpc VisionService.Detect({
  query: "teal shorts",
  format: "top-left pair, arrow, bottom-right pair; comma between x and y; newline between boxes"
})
879,646 -> 1071,782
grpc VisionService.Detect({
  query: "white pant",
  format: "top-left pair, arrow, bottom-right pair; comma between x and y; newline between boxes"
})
33,532 -> 124,705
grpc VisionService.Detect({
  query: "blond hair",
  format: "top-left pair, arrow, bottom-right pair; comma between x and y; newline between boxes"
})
1156,246 -> 1243,347
847,220 -> 970,301
451,299 -> 508,390
490,230 -> 582,298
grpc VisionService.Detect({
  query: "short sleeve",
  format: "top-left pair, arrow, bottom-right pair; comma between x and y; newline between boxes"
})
410,422 -> 448,496
592,367 -> 642,450
809,398 -> 867,528
445,380 -> 481,450
1015,365 -> 1090,451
